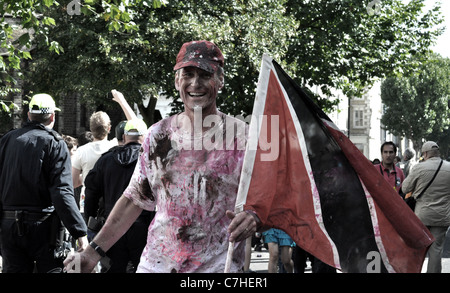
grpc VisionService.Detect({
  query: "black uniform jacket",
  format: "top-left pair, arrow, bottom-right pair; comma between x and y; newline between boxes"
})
0,121 -> 87,238
84,142 -> 152,220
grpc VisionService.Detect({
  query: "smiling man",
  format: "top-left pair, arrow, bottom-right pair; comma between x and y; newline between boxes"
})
64,40 -> 260,273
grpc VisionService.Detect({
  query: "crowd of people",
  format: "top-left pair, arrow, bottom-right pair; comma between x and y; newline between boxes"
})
250,140 -> 449,274
0,40 -> 448,274
0,88 -> 152,272
0,40 -> 258,274
370,140 -> 450,273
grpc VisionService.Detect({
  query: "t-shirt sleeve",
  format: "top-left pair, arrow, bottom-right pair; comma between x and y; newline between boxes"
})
71,148 -> 82,170
123,132 -> 156,211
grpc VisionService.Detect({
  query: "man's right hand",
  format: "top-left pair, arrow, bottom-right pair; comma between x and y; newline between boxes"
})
111,89 -> 125,104
63,245 -> 101,273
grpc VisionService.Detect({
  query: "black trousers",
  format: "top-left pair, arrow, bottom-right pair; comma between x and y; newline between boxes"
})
293,245 -> 336,273
0,217 -> 62,273
105,213 -> 154,273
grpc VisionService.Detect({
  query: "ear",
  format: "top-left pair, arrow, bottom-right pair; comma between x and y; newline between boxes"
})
217,72 -> 224,90
175,71 -> 180,91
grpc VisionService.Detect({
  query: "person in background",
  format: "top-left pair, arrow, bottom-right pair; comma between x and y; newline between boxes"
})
402,147 -> 417,178
263,228 -> 294,273
84,119 -> 154,273
63,135 -> 78,157
401,141 -> 450,273
394,156 -> 401,167
71,91 -> 137,214
373,141 -> 405,195
0,94 -> 87,273
77,131 -> 93,147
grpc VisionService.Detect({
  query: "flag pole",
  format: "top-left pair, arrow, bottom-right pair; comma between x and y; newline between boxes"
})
224,205 -> 244,273
224,241 -> 235,273
224,54 -> 272,273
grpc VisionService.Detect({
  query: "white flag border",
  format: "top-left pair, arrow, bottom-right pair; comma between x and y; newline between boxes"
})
321,119 -> 396,273
233,54 -> 342,270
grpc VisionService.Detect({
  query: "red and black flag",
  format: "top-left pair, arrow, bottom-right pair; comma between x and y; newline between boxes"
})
235,54 -> 433,273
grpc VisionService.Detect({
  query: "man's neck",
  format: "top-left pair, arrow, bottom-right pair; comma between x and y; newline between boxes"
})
93,137 -> 108,142
381,162 -> 394,171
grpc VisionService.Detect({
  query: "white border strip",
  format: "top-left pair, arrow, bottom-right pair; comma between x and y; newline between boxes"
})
269,58 -> 341,270
233,54 -> 273,212
360,179 -> 396,273
322,119 -> 396,272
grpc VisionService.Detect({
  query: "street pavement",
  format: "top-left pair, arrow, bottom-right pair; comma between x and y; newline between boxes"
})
1,231 -> 449,273
249,248 -> 450,273
0,252 -> 449,273
250,229 -> 450,273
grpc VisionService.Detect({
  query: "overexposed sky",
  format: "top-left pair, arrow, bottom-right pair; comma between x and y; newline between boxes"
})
424,0 -> 450,57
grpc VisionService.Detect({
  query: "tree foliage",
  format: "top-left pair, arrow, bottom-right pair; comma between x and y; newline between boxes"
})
2,0 -> 445,128
1,0 -> 166,130
285,0 -> 444,97
381,54 -> 450,155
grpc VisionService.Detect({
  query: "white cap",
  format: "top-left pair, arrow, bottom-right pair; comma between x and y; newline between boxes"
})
421,141 -> 439,153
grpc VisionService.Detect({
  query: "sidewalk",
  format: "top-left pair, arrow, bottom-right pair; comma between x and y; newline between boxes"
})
1,250 -> 449,273
249,247 -> 450,273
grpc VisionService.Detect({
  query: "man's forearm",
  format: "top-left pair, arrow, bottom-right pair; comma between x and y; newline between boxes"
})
111,90 -> 138,121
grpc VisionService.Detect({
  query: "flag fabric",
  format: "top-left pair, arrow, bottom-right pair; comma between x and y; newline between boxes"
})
235,54 -> 434,273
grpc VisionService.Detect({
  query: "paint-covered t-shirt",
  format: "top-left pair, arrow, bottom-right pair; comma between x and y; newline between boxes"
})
123,113 -> 247,273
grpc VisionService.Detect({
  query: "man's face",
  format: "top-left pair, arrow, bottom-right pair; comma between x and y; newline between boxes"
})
381,144 -> 396,165
175,66 -> 223,115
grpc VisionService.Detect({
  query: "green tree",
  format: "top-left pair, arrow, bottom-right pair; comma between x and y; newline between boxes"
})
16,0 -> 447,128
27,0 -> 295,125
380,54 -> 450,154
285,0 -> 444,99
0,0 -> 165,115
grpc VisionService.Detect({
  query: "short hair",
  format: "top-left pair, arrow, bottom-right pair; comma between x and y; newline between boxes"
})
77,131 -> 93,146
115,120 -> 127,142
89,111 -> 111,140
427,149 -> 441,158
29,113 -> 52,124
380,141 -> 397,154
63,135 -> 78,151
403,148 -> 416,160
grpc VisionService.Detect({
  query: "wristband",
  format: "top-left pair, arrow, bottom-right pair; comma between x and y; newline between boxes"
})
89,241 -> 106,258
245,210 -> 262,230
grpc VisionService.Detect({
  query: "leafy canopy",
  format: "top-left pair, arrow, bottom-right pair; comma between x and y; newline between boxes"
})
1,0 -> 445,128
381,53 -> 450,154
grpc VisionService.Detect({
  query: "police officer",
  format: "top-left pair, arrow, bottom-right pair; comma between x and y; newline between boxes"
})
0,94 -> 88,273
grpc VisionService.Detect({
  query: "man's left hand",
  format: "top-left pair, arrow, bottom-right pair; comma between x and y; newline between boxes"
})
226,210 -> 258,243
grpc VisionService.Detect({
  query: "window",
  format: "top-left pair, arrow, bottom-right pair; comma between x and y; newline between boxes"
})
354,109 -> 364,128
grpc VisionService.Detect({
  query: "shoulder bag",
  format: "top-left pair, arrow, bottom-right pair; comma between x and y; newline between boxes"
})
405,160 -> 443,211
